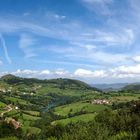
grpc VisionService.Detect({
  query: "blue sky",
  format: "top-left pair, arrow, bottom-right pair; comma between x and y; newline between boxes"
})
0,0 -> 140,83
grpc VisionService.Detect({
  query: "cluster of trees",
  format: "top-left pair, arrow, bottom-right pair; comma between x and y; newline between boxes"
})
36,100 -> 140,140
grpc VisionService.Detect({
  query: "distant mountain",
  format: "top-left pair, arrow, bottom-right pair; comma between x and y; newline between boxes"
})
92,83 -> 129,92
122,84 -> 140,92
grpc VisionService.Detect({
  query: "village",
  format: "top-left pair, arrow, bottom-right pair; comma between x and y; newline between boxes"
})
91,99 -> 110,105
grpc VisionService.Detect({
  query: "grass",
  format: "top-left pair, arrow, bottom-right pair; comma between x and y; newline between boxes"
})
0,137 -> 19,140
22,114 -> 41,121
22,126 -> 41,134
37,86 -> 99,97
52,113 -> 96,125
4,96 -> 28,105
12,112 -> 41,121
54,101 -> 109,117
0,101 -> 6,107
110,94 -> 140,102
5,109 -> 19,116
22,110 -> 40,116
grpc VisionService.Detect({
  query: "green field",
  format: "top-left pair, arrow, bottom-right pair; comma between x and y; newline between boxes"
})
22,110 -> 40,116
5,109 -> 19,116
52,113 -> 96,125
21,113 -> 41,121
22,126 -> 41,134
110,94 -> 140,102
0,101 -> 6,107
4,96 -> 28,105
0,137 -> 19,140
54,101 -> 109,117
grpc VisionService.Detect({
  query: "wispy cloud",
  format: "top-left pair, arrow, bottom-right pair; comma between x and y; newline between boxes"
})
19,34 -> 37,58
80,0 -> 113,15
0,34 -> 12,64
0,60 -> 3,65
45,12 -> 66,20
0,1 -> 139,83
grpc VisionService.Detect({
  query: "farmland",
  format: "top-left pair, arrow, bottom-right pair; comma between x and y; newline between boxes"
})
54,101 -> 109,117
0,75 -> 140,139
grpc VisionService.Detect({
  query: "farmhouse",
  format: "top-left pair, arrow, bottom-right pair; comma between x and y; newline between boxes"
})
10,119 -> 22,129
6,118 -> 22,129
91,99 -> 109,105
0,88 -> 6,93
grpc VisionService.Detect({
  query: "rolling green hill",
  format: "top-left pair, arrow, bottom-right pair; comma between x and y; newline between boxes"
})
0,74 -> 98,90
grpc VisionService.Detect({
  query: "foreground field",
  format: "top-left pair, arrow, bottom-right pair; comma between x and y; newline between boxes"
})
52,113 -> 96,125
54,101 -> 109,117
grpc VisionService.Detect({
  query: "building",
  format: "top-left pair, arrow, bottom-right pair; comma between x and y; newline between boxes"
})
91,99 -> 109,105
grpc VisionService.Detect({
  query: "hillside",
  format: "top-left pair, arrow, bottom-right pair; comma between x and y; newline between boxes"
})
122,83 -> 140,92
0,74 -> 44,85
0,74 -> 101,106
93,83 -> 129,92
0,74 -> 96,89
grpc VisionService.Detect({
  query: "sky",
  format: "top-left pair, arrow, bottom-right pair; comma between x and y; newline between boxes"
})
0,0 -> 140,84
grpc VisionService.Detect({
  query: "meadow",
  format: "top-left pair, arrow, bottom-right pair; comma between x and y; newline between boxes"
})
54,101 -> 109,117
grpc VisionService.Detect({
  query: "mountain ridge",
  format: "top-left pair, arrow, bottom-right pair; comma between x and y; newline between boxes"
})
0,74 -> 99,90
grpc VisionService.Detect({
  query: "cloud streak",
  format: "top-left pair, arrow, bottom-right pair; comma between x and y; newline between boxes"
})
81,0 -> 113,15
0,34 -> 12,64
19,34 -> 37,58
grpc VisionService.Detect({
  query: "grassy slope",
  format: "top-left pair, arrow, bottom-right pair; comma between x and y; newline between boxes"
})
52,113 -> 96,125
110,94 -> 140,102
0,101 -> 6,107
4,96 -> 28,105
54,101 -> 109,117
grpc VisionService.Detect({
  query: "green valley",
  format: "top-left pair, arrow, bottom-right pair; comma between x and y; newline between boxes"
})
0,75 -> 140,139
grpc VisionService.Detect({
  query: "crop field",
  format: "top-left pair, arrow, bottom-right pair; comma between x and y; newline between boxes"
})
54,101 -> 109,117
22,110 -> 40,116
52,113 -> 96,125
4,96 -> 28,105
